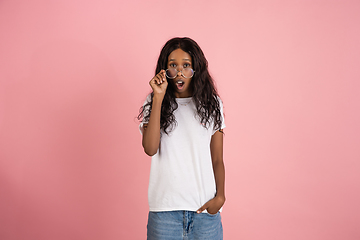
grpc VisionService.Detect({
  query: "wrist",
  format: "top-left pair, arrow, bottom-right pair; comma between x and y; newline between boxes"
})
153,94 -> 164,103
215,194 -> 226,202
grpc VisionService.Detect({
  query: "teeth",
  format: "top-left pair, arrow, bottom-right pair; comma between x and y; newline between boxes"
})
177,80 -> 184,84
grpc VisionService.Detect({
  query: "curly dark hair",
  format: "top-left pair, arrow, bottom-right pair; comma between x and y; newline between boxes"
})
138,37 -> 224,134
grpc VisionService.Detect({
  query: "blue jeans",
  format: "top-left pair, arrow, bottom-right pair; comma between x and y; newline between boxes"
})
147,211 -> 223,240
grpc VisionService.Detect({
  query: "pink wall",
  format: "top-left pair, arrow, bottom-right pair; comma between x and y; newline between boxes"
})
1,0 -> 359,239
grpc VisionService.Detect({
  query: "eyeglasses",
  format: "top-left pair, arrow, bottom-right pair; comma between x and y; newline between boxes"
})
165,67 -> 195,79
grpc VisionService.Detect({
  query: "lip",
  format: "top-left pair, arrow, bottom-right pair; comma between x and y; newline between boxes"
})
175,79 -> 185,90
174,78 -> 185,85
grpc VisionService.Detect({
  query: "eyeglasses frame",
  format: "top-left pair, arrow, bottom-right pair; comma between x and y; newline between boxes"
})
165,67 -> 195,79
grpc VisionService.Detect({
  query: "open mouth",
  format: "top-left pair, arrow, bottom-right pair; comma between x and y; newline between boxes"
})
176,80 -> 185,90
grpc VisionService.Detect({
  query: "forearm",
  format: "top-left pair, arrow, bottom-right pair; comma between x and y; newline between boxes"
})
142,96 -> 163,156
213,160 -> 225,199
197,157 -> 225,214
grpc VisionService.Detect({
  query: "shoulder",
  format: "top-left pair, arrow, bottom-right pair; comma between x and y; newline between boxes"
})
145,93 -> 152,103
142,93 -> 152,106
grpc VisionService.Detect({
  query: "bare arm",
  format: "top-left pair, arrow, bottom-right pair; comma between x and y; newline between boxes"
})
197,129 -> 225,214
142,96 -> 163,156
211,130 -> 226,200
142,70 -> 168,156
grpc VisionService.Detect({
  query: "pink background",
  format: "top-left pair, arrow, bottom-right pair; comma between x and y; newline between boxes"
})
1,0 -> 360,239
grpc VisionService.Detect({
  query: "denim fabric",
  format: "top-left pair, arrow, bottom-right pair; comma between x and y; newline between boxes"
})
147,211 -> 223,240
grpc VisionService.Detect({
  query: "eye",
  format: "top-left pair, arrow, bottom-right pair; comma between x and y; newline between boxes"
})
184,63 -> 191,68
169,63 -> 177,68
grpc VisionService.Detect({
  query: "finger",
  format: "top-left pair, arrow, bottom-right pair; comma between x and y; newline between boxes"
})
197,203 -> 209,214
158,72 -> 165,83
149,78 -> 157,87
158,75 -> 163,84
154,76 -> 161,85
158,70 -> 166,82
160,75 -> 167,84
149,78 -> 160,90
157,75 -> 163,84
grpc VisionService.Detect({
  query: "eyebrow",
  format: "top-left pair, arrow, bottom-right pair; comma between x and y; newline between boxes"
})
169,59 -> 191,61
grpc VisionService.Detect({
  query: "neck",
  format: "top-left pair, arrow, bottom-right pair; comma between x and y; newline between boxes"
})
174,90 -> 193,98
175,94 -> 192,98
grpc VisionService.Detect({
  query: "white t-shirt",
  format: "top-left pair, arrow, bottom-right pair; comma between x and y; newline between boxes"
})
139,95 -> 226,212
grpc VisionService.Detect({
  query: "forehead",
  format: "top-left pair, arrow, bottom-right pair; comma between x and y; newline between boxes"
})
168,48 -> 192,62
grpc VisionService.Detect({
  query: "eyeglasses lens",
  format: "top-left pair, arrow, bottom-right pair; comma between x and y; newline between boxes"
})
166,69 -> 177,78
182,68 -> 193,78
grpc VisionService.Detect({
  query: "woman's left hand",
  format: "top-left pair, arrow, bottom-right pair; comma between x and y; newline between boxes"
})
196,195 -> 226,214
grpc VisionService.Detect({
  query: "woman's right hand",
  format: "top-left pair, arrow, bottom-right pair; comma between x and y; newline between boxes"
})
149,70 -> 168,99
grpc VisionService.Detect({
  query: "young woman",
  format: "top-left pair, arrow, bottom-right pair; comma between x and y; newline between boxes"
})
138,37 -> 226,240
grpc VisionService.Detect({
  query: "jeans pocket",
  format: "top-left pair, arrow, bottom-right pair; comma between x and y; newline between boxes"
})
206,211 -> 219,217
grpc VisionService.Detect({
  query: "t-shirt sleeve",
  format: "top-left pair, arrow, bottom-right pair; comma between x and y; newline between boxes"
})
139,94 -> 152,135
212,97 -> 226,135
